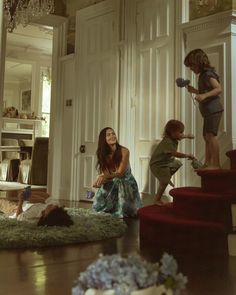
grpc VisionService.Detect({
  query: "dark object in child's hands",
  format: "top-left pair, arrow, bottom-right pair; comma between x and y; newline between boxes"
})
191,158 -> 203,169
22,186 -> 32,201
176,78 -> 190,88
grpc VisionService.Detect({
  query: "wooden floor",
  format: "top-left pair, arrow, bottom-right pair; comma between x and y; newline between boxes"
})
1,200 -> 236,295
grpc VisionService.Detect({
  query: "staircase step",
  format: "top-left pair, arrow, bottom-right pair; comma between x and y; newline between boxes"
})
196,169 -> 236,194
226,149 -> 236,169
169,187 -> 233,228
138,204 -> 226,231
138,205 -> 228,257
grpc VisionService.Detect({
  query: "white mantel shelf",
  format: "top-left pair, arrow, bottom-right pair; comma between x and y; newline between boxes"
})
2,117 -> 43,140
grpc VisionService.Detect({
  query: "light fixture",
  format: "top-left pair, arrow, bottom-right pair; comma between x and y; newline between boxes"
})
3,0 -> 54,33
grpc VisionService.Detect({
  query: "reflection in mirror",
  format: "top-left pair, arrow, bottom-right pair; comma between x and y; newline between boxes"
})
1,24 -> 53,143
4,59 -> 32,114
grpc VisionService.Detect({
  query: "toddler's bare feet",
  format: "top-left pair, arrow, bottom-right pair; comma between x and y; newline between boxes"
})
202,166 -> 221,170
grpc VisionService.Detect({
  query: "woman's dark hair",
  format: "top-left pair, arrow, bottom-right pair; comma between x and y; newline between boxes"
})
37,207 -> 73,227
96,127 -> 122,173
184,48 -> 214,72
163,120 -> 184,137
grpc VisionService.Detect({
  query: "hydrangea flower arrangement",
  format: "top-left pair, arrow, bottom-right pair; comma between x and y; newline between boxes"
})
72,253 -> 187,295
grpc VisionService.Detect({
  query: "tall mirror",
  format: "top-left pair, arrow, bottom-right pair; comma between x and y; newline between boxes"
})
1,24 -> 53,141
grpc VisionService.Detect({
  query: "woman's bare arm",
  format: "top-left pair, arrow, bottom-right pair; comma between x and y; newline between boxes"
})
93,147 -> 129,187
107,147 -> 129,178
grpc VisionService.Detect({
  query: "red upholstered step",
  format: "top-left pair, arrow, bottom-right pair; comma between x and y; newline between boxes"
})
226,149 -> 236,169
138,205 -> 228,257
196,169 -> 236,194
169,187 -> 233,229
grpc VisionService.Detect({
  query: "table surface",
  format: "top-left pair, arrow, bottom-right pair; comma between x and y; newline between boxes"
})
0,146 -> 21,151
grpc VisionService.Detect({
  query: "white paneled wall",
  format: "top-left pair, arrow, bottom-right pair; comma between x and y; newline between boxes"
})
131,0 -> 175,196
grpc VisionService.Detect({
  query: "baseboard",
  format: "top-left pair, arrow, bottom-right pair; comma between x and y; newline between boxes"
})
59,187 -> 71,199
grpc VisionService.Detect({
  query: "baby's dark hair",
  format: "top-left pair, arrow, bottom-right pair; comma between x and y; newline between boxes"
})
37,207 -> 73,227
184,48 -> 214,72
163,120 -> 184,137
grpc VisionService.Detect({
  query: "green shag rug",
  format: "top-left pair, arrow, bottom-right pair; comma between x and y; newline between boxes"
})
0,208 -> 127,249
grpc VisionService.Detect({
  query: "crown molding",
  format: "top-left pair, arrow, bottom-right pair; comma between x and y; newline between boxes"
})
6,44 -> 52,61
181,10 -> 236,35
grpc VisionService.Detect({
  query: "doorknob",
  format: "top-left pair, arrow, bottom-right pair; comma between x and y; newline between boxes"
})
80,145 -> 86,153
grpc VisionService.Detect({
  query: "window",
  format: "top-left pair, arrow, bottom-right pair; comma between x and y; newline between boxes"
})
41,67 -> 51,137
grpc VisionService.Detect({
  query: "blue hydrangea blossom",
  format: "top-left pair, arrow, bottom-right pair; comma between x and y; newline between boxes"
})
72,253 -> 187,295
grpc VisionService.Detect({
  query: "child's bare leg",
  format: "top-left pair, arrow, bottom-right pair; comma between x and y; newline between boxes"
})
154,182 -> 168,205
17,189 -> 48,203
29,191 -> 49,203
206,133 -> 220,168
16,194 -> 24,217
203,135 -> 210,167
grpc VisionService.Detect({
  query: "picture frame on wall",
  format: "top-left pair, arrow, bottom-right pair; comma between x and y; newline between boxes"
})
21,90 -> 31,112
189,0 -> 232,20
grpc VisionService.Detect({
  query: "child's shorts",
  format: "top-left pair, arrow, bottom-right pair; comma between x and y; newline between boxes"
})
203,111 -> 222,136
150,160 -> 182,184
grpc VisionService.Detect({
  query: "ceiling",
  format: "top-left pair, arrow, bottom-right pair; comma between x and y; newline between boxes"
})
5,60 -> 32,82
5,24 -> 53,82
7,24 -> 53,55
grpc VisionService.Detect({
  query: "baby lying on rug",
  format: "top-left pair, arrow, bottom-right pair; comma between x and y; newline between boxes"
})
9,189 -> 73,227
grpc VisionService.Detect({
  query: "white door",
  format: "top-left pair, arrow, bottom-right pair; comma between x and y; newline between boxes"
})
71,0 -> 119,201
133,0 -> 175,197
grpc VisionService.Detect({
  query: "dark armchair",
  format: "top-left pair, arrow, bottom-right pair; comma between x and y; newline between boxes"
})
0,138 -> 20,181
18,137 -> 49,185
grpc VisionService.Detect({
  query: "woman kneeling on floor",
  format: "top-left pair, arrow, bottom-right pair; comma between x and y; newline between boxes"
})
12,190 -> 73,227
93,127 -> 142,218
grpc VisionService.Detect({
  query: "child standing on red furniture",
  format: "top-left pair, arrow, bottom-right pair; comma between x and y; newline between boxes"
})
184,48 -> 223,169
150,120 -> 194,206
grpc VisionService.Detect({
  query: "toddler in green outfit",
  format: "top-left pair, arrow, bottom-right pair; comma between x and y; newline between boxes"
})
150,120 -> 195,205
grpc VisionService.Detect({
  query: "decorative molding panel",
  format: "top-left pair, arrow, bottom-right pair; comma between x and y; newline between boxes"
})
83,155 -> 95,188
60,54 -> 75,200
137,45 -> 171,142
138,156 -> 152,194
138,48 -> 152,141
72,0 -> 119,201
136,0 -> 169,42
182,10 -> 235,34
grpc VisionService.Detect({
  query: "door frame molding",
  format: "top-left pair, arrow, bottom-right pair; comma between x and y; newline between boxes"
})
34,15 -> 68,198
0,13 -> 68,197
0,0 -> 7,156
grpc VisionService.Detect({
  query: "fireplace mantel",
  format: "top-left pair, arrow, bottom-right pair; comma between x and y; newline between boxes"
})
1,117 -> 43,141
